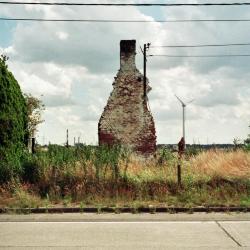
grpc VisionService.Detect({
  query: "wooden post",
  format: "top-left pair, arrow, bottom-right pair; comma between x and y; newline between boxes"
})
66,129 -> 69,148
177,163 -> 181,187
177,137 -> 185,188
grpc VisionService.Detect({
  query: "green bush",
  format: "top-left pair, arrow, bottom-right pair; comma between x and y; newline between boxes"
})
0,55 -> 28,183
21,152 -> 40,183
244,143 -> 250,152
185,145 -> 203,157
158,147 -> 174,162
0,144 -> 24,182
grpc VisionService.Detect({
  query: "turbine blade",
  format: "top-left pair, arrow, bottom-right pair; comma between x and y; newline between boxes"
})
175,94 -> 185,105
186,99 -> 195,105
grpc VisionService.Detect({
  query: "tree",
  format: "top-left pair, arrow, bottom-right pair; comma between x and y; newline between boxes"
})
24,93 -> 45,139
0,54 -> 28,182
242,125 -> 250,152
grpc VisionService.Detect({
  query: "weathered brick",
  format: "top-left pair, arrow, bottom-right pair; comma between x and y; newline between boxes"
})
98,40 -> 156,155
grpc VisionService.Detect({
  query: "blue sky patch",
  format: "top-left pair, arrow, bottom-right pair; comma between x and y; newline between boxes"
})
137,6 -> 165,20
0,20 -> 16,47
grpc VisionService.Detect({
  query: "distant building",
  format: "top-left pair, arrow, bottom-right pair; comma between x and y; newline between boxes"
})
98,40 -> 156,155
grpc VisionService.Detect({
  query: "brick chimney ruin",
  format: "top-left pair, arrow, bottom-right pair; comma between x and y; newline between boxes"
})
98,40 -> 156,155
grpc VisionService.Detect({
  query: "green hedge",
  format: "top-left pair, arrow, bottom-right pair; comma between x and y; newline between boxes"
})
0,56 -> 28,182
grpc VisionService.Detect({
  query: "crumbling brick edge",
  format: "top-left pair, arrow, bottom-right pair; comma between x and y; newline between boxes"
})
0,206 -> 249,214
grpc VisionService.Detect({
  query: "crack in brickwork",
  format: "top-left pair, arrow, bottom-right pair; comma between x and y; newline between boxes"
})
98,40 -> 156,155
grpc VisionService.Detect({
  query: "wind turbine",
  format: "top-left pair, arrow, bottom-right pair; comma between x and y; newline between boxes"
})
175,94 -> 194,144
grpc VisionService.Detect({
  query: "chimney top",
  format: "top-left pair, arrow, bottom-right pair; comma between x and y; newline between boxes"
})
120,40 -> 136,70
120,40 -> 136,54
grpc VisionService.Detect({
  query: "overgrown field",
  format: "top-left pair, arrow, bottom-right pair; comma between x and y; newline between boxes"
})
0,145 -> 250,209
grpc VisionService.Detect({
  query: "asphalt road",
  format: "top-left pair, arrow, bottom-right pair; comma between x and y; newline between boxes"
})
0,213 -> 250,249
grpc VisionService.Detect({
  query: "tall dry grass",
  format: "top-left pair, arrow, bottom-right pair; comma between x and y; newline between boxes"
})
190,150 -> 250,178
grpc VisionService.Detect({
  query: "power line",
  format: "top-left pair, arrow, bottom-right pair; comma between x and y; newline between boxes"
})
151,43 -> 250,48
1,1 -> 250,6
148,54 -> 250,57
1,17 -> 250,23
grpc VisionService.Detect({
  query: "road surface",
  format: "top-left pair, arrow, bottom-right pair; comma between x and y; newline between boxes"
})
0,213 -> 249,249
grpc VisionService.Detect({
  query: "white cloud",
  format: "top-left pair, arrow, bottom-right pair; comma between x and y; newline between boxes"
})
56,31 -> 69,41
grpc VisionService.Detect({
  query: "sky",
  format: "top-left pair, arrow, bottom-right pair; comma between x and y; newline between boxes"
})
0,0 -> 250,145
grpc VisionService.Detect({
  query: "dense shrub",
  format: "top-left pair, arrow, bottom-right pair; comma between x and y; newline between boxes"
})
0,55 -> 28,182
244,132 -> 250,151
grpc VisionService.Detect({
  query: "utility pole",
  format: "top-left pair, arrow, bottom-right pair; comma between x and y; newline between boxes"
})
143,44 -> 147,99
142,43 -> 151,101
